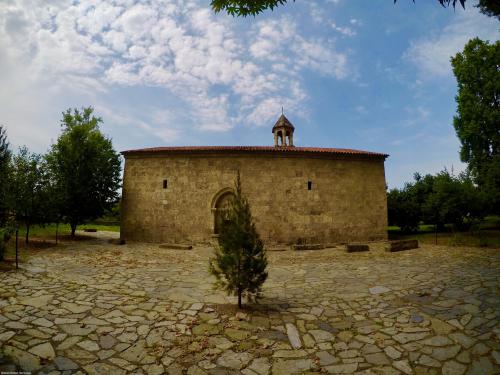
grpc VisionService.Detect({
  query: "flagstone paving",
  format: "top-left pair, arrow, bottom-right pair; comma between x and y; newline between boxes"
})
0,233 -> 499,374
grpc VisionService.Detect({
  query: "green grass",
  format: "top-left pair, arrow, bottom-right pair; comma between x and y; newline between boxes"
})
0,222 -> 120,268
16,223 -> 120,239
388,216 -> 500,248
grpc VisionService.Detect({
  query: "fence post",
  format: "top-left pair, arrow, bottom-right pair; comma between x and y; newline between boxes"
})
15,228 -> 19,270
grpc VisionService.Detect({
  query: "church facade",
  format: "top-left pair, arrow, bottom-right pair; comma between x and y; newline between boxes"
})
120,115 -> 388,245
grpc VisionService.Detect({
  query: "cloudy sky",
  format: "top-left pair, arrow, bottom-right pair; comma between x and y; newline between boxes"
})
0,0 -> 498,187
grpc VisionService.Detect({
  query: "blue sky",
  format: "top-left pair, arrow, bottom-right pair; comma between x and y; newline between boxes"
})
0,0 -> 498,188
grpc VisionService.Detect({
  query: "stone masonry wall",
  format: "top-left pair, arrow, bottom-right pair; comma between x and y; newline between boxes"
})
121,153 -> 388,245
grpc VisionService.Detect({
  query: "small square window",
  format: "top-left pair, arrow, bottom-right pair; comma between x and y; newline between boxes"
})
163,179 -> 168,189
307,181 -> 312,190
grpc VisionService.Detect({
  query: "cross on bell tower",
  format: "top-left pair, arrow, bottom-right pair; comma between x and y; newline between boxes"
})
272,111 -> 295,147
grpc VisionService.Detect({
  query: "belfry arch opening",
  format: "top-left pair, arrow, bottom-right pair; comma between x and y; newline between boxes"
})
211,189 -> 235,235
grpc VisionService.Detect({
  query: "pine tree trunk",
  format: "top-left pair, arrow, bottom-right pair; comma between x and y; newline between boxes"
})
238,252 -> 242,308
25,221 -> 30,245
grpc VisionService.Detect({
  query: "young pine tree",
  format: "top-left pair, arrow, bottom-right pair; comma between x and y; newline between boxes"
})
209,172 -> 268,308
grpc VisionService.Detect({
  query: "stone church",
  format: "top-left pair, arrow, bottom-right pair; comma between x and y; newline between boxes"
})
121,114 -> 388,245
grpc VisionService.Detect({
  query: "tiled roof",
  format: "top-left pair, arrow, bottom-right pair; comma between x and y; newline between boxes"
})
122,146 -> 388,158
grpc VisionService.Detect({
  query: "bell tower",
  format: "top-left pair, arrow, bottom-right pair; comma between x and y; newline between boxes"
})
272,112 -> 295,147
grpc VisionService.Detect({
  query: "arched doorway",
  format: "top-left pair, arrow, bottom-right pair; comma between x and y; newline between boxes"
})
212,189 -> 235,235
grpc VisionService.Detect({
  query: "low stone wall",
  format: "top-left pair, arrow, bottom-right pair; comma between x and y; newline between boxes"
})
346,244 -> 370,253
292,244 -> 325,251
386,240 -> 419,252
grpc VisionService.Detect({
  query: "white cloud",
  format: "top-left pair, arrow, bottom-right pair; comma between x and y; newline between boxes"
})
405,7 -> 499,78
249,18 -> 349,79
0,0 -> 351,149
331,22 -> 356,37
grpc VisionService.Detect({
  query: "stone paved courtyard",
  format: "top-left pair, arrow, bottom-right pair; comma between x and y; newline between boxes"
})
0,233 -> 499,375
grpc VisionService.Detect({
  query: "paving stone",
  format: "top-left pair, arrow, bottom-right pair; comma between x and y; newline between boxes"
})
335,331 -> 352,343
422,335 -> 452,346
0,331 -> 16,342
393,332 -> 429,344
84,363 -> 126,375
492,350 -> 500,365
99,334 -> 117,349
467,357 -> 495,375
324,363 -> 358,374
57,336 -> 82,350
4,345 -> 41,372
410,314 -> 424,323
442,360 -> 466,375
273,350 -> 308,358
392,360 -> 412,375
54,356 -> 79,371
309,329 -> 334,343
147,364 -> 166,375
77,340 -> 99,352
6,321 -> 30,329
97,349 -> 115,360
58,324 -> 96,336
471,342 -> 490,355
431,345 -> 461,361
119,340 -> 147,363
60,302 -> 92,314
338,349 -> 358,358
430,318 -> 455,335
248,357 -> 270,375
369,286 -> 391,294
272,359 -> 313,375
456,350 -> 471,364
417,354 -> 441,367
316,351 -> 338,366
18,295 -> 53,308
365,352 -> 390,365
216,350 -> 252,370
32,317 -> 54,328
28,342 -> 55,359
384,346 -> 401,359
224,328 -> 250,340
285,323 -> 302,349
192,323 -> 220,335
449,332 -> 476,348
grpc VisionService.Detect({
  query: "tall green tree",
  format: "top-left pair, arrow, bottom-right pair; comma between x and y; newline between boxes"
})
422,170 -> 485,231
0,126 -> 11,226
387,185 -> 420,233
46,107 -> 121,237
209,172 -> 268,308
451,38 -> 500,213
10,147 -> 51,244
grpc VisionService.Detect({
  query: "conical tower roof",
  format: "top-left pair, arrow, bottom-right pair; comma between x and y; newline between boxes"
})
272,114 -> 295,133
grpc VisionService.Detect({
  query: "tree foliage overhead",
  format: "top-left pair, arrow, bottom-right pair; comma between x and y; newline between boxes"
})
211,0 -> 290,16
46,107 -> 121,236
209,172 -> 268,308
211,0 -> 500,18
451,38 -> 500,213
476,0 -> 500,20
